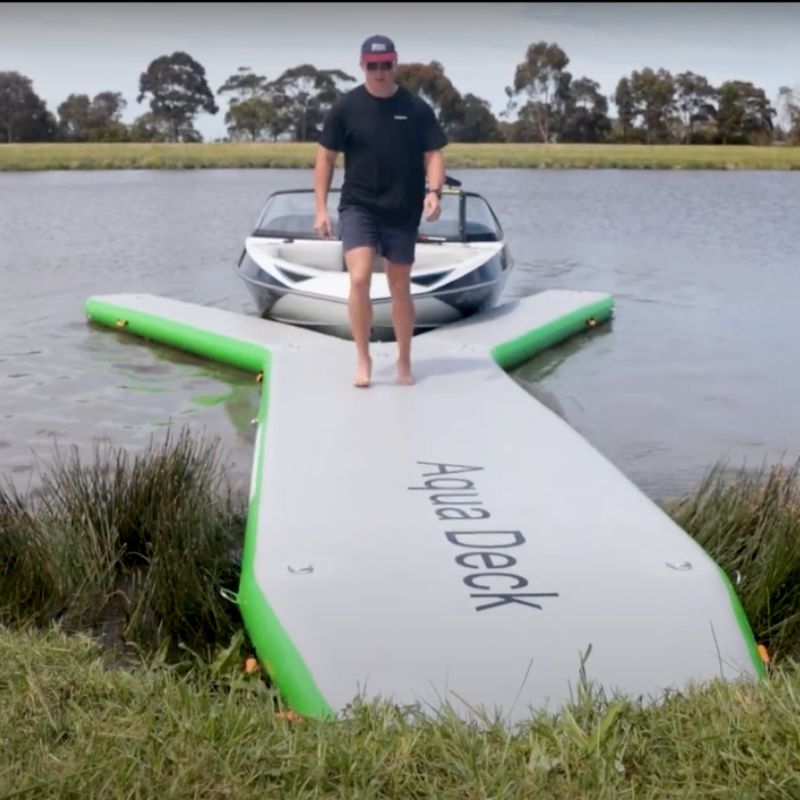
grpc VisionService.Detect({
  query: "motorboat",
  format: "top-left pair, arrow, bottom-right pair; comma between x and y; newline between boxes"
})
235,178 -> 514,341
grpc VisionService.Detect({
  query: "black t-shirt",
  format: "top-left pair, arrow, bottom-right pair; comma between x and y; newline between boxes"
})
319,85 -> 448,227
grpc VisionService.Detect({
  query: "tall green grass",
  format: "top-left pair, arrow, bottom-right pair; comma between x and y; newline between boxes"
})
666,460 -> 800,662
0,428 -> 245,661
2,142 -> 800,171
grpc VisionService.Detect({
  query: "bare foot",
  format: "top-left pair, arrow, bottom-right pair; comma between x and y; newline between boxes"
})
354,359 -> 372,388
396,362 -> 415,386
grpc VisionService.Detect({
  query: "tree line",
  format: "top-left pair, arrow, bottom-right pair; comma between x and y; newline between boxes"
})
2,43 -> 799,145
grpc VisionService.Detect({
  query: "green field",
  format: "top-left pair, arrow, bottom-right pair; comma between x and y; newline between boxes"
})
2,141 -> 800,171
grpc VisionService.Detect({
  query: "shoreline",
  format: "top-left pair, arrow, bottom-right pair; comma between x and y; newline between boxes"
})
2,142 -> 800,171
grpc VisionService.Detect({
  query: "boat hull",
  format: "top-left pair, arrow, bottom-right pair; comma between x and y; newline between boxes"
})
237,250 -> 511,341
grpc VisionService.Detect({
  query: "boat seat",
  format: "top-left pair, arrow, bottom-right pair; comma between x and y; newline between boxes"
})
270,239 -> 475,273
268,239 -> 389,273
275,241 -> 343,271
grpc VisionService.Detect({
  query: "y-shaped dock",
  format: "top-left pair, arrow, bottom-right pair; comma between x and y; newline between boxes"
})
85,290 -> 764,723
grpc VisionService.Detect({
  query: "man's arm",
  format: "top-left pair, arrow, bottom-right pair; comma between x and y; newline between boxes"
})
422,149 -> 445,222
315,145 -> 337,212
314,146 -> 338,236
424,149 -> 445,195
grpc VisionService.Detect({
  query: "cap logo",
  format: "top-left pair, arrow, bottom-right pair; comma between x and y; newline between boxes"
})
371,43 -> 387,51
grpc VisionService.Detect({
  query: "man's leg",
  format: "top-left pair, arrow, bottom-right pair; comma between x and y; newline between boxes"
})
382,223 -> 418,385
340,207 -> 379,388
386,261 -> 415,385
344,245 -> 375,387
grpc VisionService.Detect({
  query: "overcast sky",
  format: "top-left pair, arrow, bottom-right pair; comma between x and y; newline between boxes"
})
2,2 -> 798,140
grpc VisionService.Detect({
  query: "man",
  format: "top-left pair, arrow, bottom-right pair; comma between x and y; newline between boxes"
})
314,34 -> 447,387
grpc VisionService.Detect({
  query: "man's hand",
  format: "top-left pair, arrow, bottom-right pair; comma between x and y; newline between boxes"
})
423,191 -> 441,222
314,210 -> 333,238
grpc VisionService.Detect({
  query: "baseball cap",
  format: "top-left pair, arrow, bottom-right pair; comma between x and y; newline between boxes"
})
360,34 -> 397,62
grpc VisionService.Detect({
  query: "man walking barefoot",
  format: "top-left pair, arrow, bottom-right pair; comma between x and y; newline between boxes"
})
314,34 -> 447,387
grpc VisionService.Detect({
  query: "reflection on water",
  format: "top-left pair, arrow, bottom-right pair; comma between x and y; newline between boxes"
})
2,168 -> 799,500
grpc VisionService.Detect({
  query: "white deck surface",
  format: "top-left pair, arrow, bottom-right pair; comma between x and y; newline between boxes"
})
87,291 -> 759,721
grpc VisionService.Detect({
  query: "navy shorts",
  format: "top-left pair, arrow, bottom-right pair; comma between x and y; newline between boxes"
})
339,206 -> 417,265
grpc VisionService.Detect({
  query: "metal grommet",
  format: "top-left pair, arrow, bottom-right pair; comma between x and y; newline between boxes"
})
665,561 -> 692,571
219,587 -> 238,603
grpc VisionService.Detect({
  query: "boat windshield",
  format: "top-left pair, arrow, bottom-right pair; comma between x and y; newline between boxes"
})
252,190 -> 501,243
419,193 -> 502,243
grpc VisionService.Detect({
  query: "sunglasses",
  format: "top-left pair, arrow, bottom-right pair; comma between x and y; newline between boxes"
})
365,61 -> 395,72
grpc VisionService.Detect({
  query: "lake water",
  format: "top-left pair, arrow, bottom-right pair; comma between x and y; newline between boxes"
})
2,168 -> 799,501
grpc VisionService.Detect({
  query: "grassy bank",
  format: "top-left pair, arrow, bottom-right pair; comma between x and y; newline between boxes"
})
2,141 -> 800,171
0,429 -> 246,662
3,432 -> 800,795
1,626 -> 799,799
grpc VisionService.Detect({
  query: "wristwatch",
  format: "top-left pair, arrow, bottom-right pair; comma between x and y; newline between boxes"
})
427,187 -> 442,199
